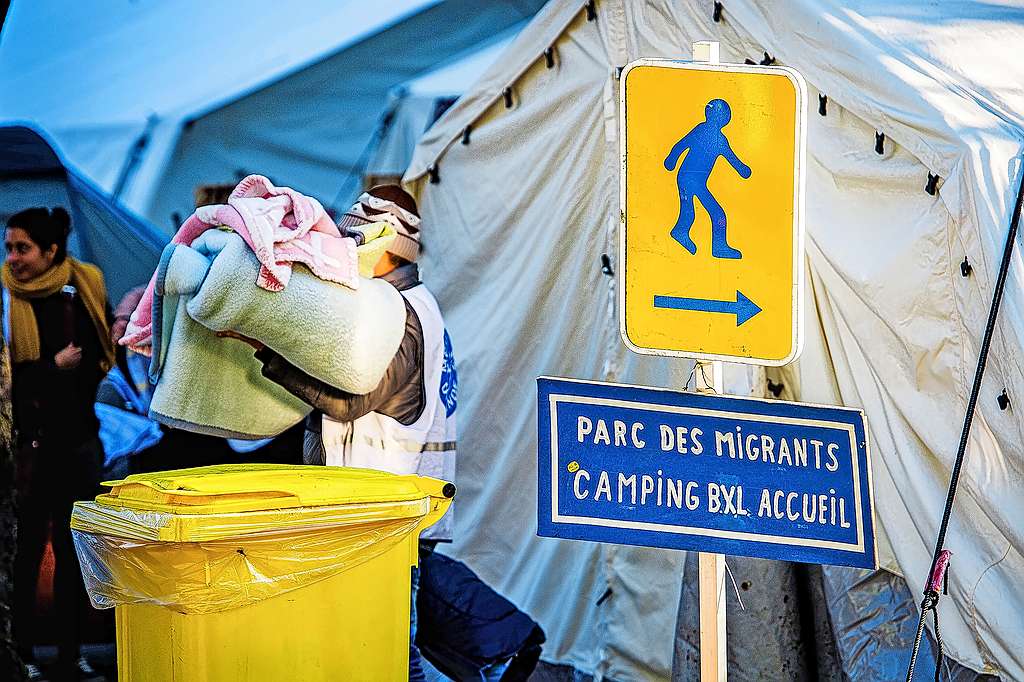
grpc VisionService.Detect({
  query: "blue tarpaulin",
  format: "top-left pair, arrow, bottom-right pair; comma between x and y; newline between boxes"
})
0,123 -> 165,302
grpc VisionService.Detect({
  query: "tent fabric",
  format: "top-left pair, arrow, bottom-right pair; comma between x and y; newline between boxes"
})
404,1 -> 1024,679
0,125 -> 63,175
0,0 -> 445,192
0,125 -> 164,303
366,95 -> 447,181
820,565 -> 998,682
366,30 -> 521,182
673,555 -> 845,681
135,0 -> 546,233
0,1 -> 543,231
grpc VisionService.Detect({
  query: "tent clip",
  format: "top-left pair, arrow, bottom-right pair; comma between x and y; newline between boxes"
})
545,46 -> 556,69
462,126 -> 472,145
601,254 -> 614,276
926,173 -> 940,195
428,165 -> 440,184
586,0 -> 597,21
504,87 -> 514,109
960,257 -> 972,277
744,58 -> 756,65
997,389 -> 1011,410
767,378 -> 784,397
818,94 -> 828,116
759,52 -> 775,66
596,587 -> 613,605
875,132 -> 885,155
713,1 -> 723,22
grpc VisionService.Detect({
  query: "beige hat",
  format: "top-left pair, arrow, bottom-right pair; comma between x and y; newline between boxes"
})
339,186 -> 421,262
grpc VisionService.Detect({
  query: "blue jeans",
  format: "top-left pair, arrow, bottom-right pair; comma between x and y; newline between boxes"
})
421,658 -> 510,681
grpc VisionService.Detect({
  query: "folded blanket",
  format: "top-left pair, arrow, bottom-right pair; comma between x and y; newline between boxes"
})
187,231 -> 406,395
148,237 -> 312,439
122,175 -> 358,352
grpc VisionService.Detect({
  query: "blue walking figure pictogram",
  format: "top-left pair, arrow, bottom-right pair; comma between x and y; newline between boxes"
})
664,98 -> 751,259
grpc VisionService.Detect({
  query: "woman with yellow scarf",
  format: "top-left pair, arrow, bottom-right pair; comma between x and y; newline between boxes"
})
2,207 -> 113,681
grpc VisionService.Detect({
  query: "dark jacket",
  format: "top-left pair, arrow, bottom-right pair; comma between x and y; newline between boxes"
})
417,548 -> 545,681
256,263 -> 426,431
12,293 -> 109,449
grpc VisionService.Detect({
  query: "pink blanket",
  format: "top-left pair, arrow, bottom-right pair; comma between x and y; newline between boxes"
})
120,175 -> 357,351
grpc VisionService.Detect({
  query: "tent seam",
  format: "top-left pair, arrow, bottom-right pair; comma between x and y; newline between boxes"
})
406,5 -> 586,182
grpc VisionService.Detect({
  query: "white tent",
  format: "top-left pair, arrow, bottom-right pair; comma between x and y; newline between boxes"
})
0,1 -> 437,194
365,30 -> 521,184
0,0 -> 545,233
404,1 -> 1024,679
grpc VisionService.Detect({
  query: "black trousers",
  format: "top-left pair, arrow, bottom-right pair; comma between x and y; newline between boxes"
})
13,437 -> 104,665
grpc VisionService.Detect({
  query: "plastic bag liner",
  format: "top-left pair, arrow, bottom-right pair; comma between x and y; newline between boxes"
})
69,464 -> 454,615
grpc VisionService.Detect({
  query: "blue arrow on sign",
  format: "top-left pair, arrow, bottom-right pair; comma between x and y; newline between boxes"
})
653,290 -> 762,325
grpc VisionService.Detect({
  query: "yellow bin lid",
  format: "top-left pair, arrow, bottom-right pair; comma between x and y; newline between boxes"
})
73,463 -> 456,542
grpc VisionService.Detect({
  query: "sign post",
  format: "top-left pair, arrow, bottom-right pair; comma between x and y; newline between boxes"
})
616,40 -> 808,680
695,355 -> 726,682
537,375 -> 877,679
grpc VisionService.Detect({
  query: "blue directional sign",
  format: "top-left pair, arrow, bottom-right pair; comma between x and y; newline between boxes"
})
537,377 -> 876,569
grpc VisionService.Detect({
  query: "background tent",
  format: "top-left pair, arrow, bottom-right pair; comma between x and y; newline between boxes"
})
403,1 -> 1024,680
139,1 -> 542,234
0,0 -> 457,203
364,31 -> 520,187
0,1 -> 545,234
0,124 -> 164,303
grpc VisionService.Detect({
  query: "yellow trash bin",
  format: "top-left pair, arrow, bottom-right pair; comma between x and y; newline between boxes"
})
70,463 -> 455,681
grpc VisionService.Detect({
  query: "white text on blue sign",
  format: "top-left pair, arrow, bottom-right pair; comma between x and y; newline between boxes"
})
537,377 -> 876,569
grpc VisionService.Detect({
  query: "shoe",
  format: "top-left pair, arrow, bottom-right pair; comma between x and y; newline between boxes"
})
24,662 -> 46,681
76,656 -> 105,681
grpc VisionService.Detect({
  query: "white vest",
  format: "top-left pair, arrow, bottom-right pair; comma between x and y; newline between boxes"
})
321,283 -> 458,539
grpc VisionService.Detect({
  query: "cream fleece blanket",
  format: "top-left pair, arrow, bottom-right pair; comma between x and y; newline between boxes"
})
148,238 -> 311,439
187,231 -> 406,395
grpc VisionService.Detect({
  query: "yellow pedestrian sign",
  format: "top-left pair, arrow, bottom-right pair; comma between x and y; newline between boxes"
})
619,60 -> 807,365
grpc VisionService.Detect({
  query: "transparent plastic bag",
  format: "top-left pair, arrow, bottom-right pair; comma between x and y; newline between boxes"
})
72,501 -> 423,614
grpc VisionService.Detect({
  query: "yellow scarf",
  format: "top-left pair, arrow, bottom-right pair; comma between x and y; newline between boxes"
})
1,258 -> 115,371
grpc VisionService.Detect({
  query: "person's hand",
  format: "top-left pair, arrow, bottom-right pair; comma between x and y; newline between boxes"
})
216,330 -> 265,351
739,164 -> 752,179
111,317 -> 129,345
55,343 -> 82,370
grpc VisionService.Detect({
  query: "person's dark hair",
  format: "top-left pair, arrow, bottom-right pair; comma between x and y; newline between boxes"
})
6,207 -> 72,263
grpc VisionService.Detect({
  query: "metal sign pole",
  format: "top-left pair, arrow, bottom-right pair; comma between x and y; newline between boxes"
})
692,40 -> 728,682
615,32 -> 810,681
695,358 -> 726,681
